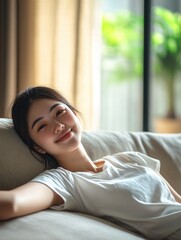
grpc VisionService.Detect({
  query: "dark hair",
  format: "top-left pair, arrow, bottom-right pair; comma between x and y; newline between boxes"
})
11,86 -> 79,169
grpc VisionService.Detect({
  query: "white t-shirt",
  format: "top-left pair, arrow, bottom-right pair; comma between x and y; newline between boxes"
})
32,152 -> 181,240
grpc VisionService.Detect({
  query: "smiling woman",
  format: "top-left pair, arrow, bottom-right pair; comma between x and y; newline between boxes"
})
12,86 -> 80,169
27,98 -> 82,165
1,86 -> 181,240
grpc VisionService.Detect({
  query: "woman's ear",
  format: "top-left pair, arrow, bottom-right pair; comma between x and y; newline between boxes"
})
34,145 -> 46,154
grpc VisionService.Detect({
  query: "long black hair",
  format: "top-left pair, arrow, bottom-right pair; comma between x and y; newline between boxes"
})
11,86 -> 79,169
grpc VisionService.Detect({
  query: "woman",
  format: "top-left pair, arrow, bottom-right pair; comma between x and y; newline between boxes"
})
0,86 -> 181,240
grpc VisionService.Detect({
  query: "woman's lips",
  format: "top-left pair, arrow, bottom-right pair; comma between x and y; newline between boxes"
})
55,130 -> 72,142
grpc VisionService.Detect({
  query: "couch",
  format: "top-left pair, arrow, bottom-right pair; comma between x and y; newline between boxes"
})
0,118 -> 181,240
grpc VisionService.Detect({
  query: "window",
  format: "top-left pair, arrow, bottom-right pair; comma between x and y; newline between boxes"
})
100,0 -> 181,133
100,0 -> 144,131
151,0 -> 181,133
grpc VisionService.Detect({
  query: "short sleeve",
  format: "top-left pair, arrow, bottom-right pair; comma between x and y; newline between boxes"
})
31,168 -> 79,211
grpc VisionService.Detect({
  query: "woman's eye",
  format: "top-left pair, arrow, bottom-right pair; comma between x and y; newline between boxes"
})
56,110 -> 65,117
37,124 -> 46,132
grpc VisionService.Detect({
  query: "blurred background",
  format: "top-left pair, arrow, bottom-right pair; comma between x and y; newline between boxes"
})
1,0 -> 181,132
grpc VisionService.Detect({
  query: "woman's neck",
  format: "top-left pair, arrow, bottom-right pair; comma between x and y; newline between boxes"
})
55,143 -> 97,172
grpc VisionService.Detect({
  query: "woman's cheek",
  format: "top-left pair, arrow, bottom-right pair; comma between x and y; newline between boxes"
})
36,132 -> 51,146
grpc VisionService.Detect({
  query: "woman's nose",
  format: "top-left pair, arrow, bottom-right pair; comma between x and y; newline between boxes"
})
54,123 -> 65,133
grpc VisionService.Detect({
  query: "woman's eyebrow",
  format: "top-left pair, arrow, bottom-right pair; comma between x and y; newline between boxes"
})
49,103 -> 59,112
32,117 -> 43,129
31,103 -> 60,129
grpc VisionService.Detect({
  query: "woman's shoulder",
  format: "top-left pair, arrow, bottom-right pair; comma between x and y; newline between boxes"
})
32,167 -> 73,183
102,151 -> 160,172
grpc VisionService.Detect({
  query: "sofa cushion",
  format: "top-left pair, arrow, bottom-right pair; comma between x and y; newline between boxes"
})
0,210 -> 146,240
0,118 -> 181,194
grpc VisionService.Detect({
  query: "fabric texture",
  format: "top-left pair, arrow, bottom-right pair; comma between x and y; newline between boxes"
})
0,210 -> 145,240
32,152 -> 181,240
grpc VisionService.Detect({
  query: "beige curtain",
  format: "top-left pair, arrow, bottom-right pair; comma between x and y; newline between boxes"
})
0,0 -> 100,130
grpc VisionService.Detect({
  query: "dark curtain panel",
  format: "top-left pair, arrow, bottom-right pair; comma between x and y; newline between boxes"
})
0,0 -> 17,117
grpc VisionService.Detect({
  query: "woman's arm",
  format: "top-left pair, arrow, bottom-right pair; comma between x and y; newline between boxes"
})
158,173 -> 181,203
0,182 -> 64,221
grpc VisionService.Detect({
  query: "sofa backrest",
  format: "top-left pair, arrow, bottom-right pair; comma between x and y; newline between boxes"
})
0,118 -> 181,194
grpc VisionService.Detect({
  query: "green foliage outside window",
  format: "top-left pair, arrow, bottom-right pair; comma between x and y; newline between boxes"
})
102,11 -> 143,81
102,7 -> 181,118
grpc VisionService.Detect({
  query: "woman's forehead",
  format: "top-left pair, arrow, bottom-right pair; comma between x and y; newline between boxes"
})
30,98 -> 64,108
28,99 -> 65,118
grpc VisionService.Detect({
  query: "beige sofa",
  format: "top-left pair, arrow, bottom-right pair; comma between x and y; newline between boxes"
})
0,118 -> 181,240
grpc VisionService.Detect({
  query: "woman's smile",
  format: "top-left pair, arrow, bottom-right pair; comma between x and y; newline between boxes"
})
55,129 -> 72,143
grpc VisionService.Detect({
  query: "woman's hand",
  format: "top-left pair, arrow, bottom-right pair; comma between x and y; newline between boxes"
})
0,191 -> 15,220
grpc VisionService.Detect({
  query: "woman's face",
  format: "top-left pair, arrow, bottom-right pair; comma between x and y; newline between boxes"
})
27,98 -> 82,158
